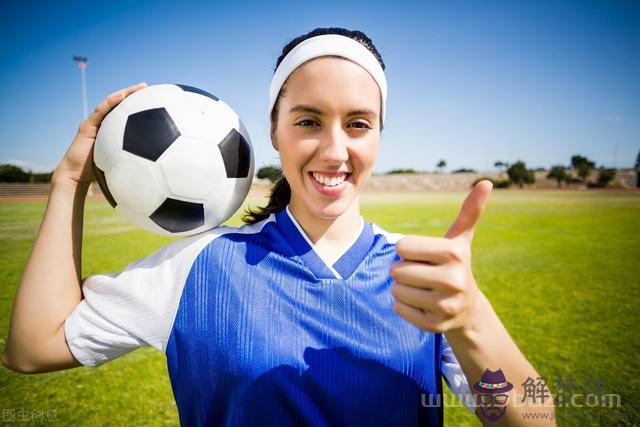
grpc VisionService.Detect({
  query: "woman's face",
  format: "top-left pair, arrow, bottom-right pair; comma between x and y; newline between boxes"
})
272,56 -> 381,221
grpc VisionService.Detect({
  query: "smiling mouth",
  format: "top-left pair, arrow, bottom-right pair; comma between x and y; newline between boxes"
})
309,172 -> 353,187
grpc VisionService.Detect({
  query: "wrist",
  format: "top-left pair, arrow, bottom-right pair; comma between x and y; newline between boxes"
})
445,287 -> 494,349
51,168 -> 91,194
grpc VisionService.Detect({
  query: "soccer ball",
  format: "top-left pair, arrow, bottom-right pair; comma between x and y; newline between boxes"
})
92,84 -> 254,237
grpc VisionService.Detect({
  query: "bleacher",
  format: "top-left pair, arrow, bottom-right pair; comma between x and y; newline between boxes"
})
0,183 -> 101,199
0,183 -> 52,198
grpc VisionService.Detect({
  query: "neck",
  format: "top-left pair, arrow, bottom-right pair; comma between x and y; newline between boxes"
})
288,197 -> 362,246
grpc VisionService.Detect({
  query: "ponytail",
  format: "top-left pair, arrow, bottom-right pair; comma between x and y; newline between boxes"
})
242,175 -> 290,225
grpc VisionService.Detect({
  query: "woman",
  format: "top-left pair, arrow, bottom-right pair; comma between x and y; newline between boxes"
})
2,27 -> 554,426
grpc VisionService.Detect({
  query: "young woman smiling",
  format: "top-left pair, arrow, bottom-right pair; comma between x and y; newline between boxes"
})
3,26 -> 554,426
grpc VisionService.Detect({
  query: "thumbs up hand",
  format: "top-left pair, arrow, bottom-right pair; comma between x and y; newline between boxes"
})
391,180 -> 493,334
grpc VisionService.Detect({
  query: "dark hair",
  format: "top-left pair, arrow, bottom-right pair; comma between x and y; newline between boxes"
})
242,27 -> 385,225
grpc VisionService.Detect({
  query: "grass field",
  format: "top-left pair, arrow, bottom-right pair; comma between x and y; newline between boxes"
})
1,190 -> 639,425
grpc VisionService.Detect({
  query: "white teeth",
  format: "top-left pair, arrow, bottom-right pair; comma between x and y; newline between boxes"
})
312,172 -> 347,187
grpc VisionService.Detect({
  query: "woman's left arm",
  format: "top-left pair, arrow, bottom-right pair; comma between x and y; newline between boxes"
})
391,181 -> 556,426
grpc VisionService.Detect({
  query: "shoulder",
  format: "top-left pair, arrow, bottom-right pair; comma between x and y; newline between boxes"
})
138,214 -> 278,267
370,222 -> 405,245
69,214 -> 279,358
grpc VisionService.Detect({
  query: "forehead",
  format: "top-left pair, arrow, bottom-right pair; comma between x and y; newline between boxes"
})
281,56 -> 381,112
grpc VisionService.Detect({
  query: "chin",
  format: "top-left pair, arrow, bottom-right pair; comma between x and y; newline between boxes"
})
292,171 -> 363,220
309,196 -> 356,220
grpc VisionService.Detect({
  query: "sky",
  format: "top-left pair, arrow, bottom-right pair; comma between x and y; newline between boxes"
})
0,0 -> 638,173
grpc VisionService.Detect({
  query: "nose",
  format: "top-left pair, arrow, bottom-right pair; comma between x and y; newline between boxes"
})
319,124 -> 349,164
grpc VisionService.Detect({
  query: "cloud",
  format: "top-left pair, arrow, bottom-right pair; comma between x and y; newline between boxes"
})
1,159 -> 55,173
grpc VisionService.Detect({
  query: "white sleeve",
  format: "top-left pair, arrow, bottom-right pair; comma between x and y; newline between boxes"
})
64,230 -> 221,368
441,335 -> 477,413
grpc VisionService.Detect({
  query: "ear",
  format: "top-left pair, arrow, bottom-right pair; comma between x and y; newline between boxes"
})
270,130 -> 279,152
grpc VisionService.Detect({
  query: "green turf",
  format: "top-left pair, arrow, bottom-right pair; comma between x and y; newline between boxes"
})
1,191 -> 638,425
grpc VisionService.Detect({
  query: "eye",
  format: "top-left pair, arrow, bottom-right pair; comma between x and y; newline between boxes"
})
349,121 -> 372,130
295,119 -> 320,127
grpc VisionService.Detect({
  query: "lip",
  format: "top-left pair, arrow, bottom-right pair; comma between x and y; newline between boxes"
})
308,172 -> 353,196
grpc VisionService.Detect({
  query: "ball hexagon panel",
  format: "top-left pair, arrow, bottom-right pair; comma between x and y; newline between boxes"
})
165,93 -> 238,144
105,155 -> 166,215
157,136 -> 227,200
93,164 -> 117,208
218,129 -> 251,178
94,108 -> 128,173
150,198 -> 205,233
115,204 -> 172,236
123,108 -> 181,161
237,119 -> 254,173
201,175 -> 253,226
115,84 -> 184,117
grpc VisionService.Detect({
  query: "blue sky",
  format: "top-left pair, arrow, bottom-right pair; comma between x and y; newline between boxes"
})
1,0 -> 638,173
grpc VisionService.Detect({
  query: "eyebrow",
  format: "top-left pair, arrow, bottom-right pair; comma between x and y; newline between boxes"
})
289,104 -> 377,118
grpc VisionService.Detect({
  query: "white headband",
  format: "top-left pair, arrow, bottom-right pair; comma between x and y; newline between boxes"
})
269,34 -> 387,126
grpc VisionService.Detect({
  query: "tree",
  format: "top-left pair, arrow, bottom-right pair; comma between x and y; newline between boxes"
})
0,164 -> 54,183
596,167 -> 616,188
507,160 -> 535,188
256,165 -> 282,183
0,164 -> 30,182
570,155 -> 596,183
494,161 -> 507,170
436,159 -> 446,173
494,161 -> 508,178
547,165 -> 568,188
386,168 -> 417,174
451,168 -> 477,174
30,172 -> 53,183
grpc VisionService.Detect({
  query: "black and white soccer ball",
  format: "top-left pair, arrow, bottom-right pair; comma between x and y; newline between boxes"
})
93,84 -> 254,236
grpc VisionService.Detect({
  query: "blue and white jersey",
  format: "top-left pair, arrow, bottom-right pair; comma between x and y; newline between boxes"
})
65,205 -> 475,426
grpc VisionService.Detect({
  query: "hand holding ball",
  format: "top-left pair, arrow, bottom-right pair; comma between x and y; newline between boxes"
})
93,84 -> 254,236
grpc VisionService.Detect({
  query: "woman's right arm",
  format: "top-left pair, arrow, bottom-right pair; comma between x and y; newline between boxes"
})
1,82 -> 147,374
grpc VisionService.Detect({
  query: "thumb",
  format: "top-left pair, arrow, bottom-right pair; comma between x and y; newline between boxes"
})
445,180 -> 493,241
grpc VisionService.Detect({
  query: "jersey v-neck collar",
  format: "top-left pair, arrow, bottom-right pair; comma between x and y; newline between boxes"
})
274,206 -> 375,280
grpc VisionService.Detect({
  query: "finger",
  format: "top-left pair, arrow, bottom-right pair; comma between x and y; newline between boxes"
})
396,235 -> 460,264
445,179 -> 493,241
393,300 -> 443,332
394,282 -> 466,319
92,81 -> 148,123
85,82 -> 148,129
392,282 -> 437,310
393,300 -> 457,333
391,261 -> 458,290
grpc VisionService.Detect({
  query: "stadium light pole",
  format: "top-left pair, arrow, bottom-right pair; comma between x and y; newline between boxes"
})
73,56 -> 89,119
614,141 -> 622,169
